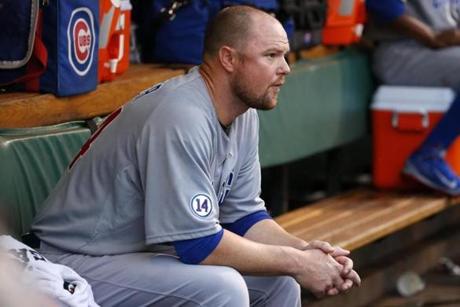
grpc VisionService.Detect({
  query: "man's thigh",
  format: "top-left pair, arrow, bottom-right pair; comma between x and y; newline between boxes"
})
42,251 -> 250,307
42,250 -> 301,307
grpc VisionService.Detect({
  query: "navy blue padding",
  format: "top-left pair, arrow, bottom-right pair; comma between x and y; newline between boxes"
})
366,0 -> 405,23
0,0 -> 31,62
222,210 -> 272,236
151,0 -> 278,64
223,0 -> 278,11
173,229 -> 224,264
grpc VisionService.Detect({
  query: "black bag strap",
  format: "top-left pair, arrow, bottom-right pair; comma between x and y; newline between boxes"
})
156,0 -> 192,24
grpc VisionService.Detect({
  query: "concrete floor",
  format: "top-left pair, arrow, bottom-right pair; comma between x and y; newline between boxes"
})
371,259 -> 460,307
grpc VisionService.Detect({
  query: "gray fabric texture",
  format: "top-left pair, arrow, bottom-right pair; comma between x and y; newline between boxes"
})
40,246 -> 301,307
367,0 -> 460,89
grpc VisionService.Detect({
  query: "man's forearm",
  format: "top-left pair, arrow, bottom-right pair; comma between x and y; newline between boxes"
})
243,219 -> 309,250
391,15 -> 443,48
201,229 -> 301,276
242,219 -> 350,257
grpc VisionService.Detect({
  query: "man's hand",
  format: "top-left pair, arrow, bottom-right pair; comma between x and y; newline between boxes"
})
435,29 -> 460,47
293,249 -> 347,298
304,240 -> 349,257
303,240 -> 361,295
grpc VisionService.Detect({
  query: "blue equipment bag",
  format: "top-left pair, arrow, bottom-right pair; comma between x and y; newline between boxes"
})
40,0 -> 99,96
0,0 -> 98,96
0,0 -> 47,91
223,0 -> 278,11
152,0 -> 221,64
135,0 -> 278,65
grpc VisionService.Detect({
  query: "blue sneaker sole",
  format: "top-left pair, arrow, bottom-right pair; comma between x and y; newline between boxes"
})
402,161 -> 460,196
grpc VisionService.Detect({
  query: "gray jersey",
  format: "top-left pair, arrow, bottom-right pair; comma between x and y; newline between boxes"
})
32,67 -> 266,255
365,0 -> 460,43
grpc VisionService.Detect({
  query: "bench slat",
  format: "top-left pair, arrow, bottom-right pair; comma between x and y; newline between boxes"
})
275,189 -> 456,251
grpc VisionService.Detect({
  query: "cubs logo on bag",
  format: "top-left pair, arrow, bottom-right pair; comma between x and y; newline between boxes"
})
39,1 -> 98,96
68,8 -> 96,77
0,0 -> 98,96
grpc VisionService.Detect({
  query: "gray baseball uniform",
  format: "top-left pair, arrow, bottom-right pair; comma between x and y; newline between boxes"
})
32,67 -> 265,255
365,0 -> 460,90
31,68 -> 300,306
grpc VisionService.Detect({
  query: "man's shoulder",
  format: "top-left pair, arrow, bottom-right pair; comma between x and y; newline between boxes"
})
135,67 -> 204,100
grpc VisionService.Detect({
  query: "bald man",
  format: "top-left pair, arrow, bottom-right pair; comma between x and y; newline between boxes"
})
32,6 -> 360,306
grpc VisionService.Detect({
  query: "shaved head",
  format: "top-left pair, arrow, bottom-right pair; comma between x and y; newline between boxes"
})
203,5 -> 276,58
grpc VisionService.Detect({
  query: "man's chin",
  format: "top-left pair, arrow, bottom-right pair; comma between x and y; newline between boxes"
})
256,99 -> 278,111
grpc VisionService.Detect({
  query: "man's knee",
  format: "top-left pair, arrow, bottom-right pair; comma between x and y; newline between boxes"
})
246,275 -> 301,307
197,266 -> 249,307
280,276 -> 301,294
272,276 -> 301,306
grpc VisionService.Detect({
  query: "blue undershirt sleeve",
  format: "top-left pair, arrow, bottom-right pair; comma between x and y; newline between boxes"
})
366,0 -> 405,24
173,229 -> 224,264
173,211 -> 271,264
222,210 -> 272,236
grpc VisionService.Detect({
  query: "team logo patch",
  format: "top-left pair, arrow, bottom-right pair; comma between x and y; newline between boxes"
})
218,171 -> 234,205
67,7 -> 96,76
190,194 -> 213,217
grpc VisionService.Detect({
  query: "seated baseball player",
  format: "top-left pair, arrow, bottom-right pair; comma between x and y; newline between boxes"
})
31,5 -> 360,306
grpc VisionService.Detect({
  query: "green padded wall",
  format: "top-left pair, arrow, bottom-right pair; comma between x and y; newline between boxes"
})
0,123 -> 90,237
258,48 -> 374,167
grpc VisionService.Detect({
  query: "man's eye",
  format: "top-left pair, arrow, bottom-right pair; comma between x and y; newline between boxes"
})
267,53 -> 276,58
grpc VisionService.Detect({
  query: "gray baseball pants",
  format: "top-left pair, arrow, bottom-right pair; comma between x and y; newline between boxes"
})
372,40 -> 460,91
40,245 -> 301,307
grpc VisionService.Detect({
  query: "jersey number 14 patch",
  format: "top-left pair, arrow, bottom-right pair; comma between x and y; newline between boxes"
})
191,194 -> 213,217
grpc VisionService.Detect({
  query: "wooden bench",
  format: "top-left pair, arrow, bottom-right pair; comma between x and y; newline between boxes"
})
275,188 -> 460,251
274,189 -> 460,307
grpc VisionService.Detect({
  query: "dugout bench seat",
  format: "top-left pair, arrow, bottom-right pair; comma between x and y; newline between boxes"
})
0,122 -> 91,237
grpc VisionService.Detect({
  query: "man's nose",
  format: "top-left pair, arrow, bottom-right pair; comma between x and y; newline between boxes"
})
279,56 -> 291,75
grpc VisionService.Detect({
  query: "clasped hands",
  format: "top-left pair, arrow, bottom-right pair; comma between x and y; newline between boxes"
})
302,240 -> 361,298
432,29 -> 460,48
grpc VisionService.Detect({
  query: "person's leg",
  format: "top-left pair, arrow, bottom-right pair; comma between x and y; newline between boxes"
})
373,41 -> 460,91
243,275 -> 301,307
419,93 -> 460,150
403,94 -> 460,195
41,249 -> 250,307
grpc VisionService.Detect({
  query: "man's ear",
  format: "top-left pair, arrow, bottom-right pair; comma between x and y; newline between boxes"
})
218,46 -> 237,72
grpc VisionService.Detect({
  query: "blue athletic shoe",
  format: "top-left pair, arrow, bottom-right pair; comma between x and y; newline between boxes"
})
403,149 -> 460,196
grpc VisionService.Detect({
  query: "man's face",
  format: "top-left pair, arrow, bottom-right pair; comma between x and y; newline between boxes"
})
231,16 -> 291,110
